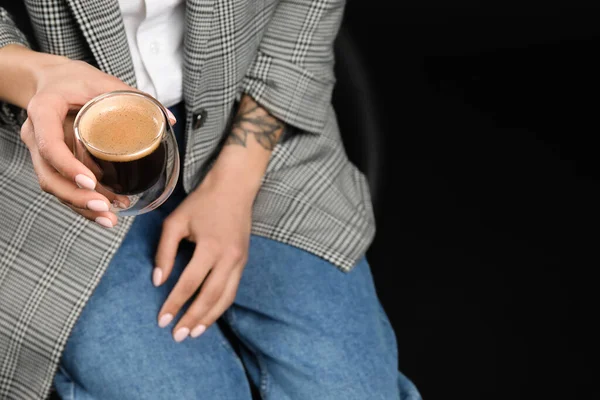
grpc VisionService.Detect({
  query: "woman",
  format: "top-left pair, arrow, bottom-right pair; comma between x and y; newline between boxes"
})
0,1 -> 420,399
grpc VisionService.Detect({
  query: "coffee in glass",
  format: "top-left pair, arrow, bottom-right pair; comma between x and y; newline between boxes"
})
73,91 -> 179,215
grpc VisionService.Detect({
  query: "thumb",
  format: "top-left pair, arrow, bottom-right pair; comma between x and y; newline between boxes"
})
166,108 -> 177,126
96,74 -> 136,94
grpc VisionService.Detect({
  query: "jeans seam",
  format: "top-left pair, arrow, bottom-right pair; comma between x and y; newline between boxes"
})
57,365 -> 76,400
227,308 -> 271,399
216,328 -> 246,372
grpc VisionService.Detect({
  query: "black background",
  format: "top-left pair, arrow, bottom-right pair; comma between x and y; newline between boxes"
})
334,2 -> 599,399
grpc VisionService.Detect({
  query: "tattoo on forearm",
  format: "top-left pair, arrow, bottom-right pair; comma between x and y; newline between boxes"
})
226,100 -> 284,150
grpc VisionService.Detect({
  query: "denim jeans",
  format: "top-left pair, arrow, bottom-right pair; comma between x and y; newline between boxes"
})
53,105 -> 421,400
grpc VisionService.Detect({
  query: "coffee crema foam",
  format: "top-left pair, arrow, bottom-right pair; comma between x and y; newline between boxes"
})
78,94 -> 165,162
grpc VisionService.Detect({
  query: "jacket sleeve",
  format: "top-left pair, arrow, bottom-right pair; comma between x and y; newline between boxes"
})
241,0 -> 345,134
0,7 -> 31,127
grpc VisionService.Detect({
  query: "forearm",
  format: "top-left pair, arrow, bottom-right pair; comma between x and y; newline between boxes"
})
0,44 -> 67,108
205,95 -> 284,198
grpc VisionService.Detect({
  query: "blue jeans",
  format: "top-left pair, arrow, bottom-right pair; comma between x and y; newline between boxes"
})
53,105 -> 421,400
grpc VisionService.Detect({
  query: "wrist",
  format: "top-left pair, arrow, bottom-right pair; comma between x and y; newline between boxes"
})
0,45 -> 69,108
29,51 -> 71,95
196,94 -> 284,201
203,150 -> 266,200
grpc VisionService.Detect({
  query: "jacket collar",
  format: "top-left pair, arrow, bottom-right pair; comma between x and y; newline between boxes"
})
65,0 -> 217,100
64,0 -> 137,86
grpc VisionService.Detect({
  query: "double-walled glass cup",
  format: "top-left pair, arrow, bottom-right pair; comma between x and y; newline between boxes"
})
73,91 -> 179,216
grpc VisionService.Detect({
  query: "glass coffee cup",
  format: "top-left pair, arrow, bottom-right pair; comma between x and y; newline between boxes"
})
73,90 -> 180,216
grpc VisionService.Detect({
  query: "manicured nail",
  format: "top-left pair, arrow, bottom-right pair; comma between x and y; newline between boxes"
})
94,217 -> 113,228
75,174 -> 95,190
158,313 -> 173,328
190,324 -> 206,338
174,327 -> 190,342
166,109 -> 176,124
87,200 -> 109,212
113,200 -> 128,209
152,268 -> 163,287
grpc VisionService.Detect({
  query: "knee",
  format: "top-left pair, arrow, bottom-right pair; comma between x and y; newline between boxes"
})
268,361 -> 401,400
60,324 -> 252,399
261,333 -> 401,400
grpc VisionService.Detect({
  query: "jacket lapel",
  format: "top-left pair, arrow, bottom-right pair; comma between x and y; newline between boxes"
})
182,0 -> 216,109
64,0 -> 216,101
64,0 -> 137,87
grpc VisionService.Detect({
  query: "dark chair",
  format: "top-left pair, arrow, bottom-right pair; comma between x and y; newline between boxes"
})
333,26 -> 385,214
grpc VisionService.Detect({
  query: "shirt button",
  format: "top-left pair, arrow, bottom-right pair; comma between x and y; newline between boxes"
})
193,109 -> 207,130
149,42 -> 160,54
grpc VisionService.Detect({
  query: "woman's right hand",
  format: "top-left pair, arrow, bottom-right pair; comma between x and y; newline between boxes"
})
13,46 -> 135,228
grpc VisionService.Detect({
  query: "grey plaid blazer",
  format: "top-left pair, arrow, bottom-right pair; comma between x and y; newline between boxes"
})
0,0 -> 375,398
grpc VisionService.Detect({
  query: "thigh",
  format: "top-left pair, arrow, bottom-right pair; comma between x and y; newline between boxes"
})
54,211 -> 252,400
224,235 -> 405,400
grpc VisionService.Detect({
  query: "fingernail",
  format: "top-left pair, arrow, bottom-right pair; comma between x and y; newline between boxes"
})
113,200 -> 128,209
190,324 -> 206,338
75,174 -> 95,190
174,327 -> 190,342
152,268 -> 162,287
166,109 -> 176,124
94,217 -> 113,228
158,313 -> 173,328
87,200 -> 109,212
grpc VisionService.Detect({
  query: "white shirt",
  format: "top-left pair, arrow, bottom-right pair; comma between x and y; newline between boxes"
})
118,0 -> 185,107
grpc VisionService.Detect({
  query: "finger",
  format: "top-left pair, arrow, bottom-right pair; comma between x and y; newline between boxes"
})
68,128 -> 105,182
29,143 -> 112,211
94,184 -> 131,209
194,270 -> 241,337
165,109 -> 177,126
94,75 -> 134,94
153,216 -> 189,287
19,118 -> 35,148
28,93 -> 97,189
62,203 -> 118,228
78,144 -> 104,181
157,242 -> 217,334
178,266 -> 241,340
62,112 -> 77,152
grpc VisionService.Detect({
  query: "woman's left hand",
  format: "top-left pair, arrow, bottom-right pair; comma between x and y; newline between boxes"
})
153,167 -> 254,342
153,94 -> 283,342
